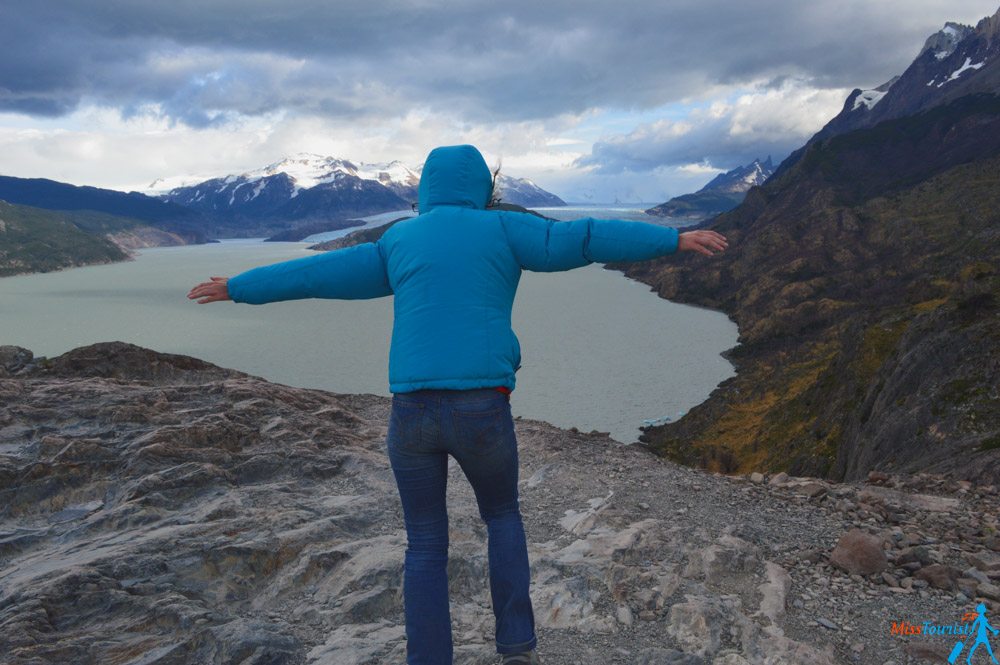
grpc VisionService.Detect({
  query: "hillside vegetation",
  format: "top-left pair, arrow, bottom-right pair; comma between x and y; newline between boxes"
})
0,201 -> 132,277
610,95 -> 1000,482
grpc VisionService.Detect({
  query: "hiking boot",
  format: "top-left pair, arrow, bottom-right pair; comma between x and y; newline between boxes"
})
501,651 -> 541,665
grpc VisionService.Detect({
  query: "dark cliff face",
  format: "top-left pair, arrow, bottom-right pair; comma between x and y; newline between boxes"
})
772,7 -> 1000,182
609,94 -> 1000,482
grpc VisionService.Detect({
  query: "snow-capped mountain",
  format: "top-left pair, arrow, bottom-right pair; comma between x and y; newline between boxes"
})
700,157 -> 774,194
646,157 -> 774,219
492,174 -> 566,207
154,154 -> 414,224
230,154 -> 422,199
149,152 -> 564,237
921,22 -> 975,62
774,7 -> 1000,179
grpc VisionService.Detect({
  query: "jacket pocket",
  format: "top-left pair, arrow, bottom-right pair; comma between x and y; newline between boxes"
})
451,403 -> 505,456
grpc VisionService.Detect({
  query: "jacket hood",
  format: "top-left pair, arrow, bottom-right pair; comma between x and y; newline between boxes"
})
417,144 -> 493,213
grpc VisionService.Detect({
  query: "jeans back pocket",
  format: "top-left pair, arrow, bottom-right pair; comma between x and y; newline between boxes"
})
451,402 -> 507,456
389,399 -> 425,451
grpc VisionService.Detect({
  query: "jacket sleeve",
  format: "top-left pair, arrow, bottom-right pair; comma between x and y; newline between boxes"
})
499,210 -> 680,272
226,241 -> 393,304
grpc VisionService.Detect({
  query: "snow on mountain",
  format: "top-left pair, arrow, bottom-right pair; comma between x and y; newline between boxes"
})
852,88 -> 888,111
645,156 -> 774,220
848,74 -> 900,113
143,174 -> 218,196
149,152 -> 564,236
920,22 -> 975,62
700,157 -> 774,194
493,174 -> 566,207
233,153 -> 420,199
932,56 -> 987,87
771,6 -> 1000,181
354,161 -> 420,190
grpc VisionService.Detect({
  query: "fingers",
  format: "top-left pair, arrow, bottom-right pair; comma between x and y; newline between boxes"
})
689,237 -> 725,256
186,284 -> 209,299
702,230 -> 728,247
187,282 -> 224,300
684,238 -> 715,256
194,290 -> 225,304
694,230 -> 728,254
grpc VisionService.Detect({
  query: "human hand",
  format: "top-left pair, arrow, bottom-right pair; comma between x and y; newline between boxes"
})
678,230 -> 728,257
187,276 -> 231,304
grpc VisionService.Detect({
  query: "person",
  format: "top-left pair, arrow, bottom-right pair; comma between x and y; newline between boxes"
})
187,144 -> 728,665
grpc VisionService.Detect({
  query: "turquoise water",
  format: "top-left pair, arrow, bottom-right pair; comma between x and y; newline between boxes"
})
0,213 -> 737,443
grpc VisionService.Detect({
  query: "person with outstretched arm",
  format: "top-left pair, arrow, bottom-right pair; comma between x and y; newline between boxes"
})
187,144 -> 728,665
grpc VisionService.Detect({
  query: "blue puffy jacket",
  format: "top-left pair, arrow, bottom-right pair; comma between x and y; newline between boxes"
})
226,144 -> 680,393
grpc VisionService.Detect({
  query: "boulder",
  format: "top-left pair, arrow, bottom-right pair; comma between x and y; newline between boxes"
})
0,345 -> 32,376
830,529 -> 888,575
914,564 -> 960,591
967,551 -> 1000,573
768,472 -> 790,486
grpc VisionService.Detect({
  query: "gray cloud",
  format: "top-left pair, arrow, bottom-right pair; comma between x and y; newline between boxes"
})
577,80 -> 855,172
579,121 -> 806,175
1,0 -> 994,127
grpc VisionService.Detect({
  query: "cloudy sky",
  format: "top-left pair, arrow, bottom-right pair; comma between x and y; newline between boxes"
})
0,1 -> 996,203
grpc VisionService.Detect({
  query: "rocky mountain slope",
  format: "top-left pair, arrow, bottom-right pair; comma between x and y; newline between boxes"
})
0,200 -> 190,277
607,92 -> 1000,483
152,153 -> 566,238
3,342 -> 999,664
774,7 -> 1000,179
646,158 -> 774,221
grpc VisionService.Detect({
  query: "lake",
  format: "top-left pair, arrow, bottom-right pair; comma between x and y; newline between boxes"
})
0,206 -> 738,444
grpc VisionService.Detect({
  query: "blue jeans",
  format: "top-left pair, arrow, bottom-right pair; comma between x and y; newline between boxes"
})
386,387 -> 537,664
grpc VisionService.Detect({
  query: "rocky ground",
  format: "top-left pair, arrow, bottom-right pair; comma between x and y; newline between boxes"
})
2,342 -> 998,665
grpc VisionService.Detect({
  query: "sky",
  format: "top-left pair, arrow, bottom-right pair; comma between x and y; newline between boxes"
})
0,1 -> 996,204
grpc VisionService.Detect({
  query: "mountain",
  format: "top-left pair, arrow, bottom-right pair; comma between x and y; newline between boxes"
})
646,157 -> 774,220
0,200 -> 128,277
606,89 -> 1000,483
151,153 -> 565,237
0,200 -> 189,277
153,154 -> 411,238
773,7 -> 1000,179
492,174 -> 567,207
0,176 -> 209,244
